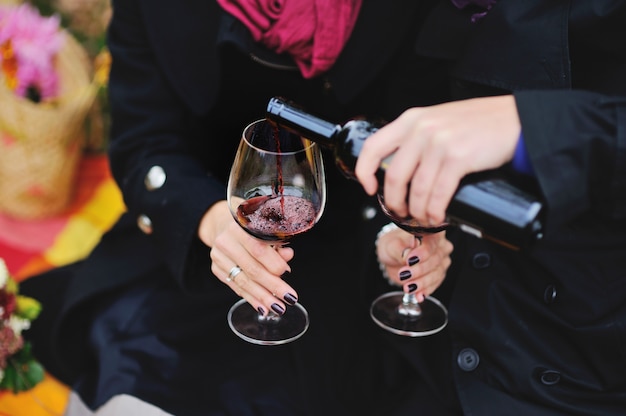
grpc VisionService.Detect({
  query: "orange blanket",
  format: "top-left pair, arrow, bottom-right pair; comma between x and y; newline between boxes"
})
0,153 -> 125,415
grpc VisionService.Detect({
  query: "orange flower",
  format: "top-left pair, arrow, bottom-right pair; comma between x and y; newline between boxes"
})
0,40 -> 18,91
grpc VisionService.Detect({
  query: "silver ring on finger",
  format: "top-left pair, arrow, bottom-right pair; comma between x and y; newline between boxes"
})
227,265 -> 242,282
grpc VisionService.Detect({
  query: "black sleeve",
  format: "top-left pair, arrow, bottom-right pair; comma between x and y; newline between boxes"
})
106,0 -> 225,290
515,90 -> 626,229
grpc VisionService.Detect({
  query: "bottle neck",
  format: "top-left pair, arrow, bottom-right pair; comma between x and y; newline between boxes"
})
266,97 -> 340,147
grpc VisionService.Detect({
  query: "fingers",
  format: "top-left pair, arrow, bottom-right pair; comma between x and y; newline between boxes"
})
402,235 -> 452,301
355,111 -> 415,196
210,222 -> 298,316
407,157 -> 468,226
376,109 -> 426,218
377,227 -> 418,267
358,97 -> 521,226
401,233 -> 453,300
378,231 -> 453,301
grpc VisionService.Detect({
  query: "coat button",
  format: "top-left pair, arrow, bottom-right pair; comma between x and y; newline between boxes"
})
145,165 -> 166,190
137,214 -> 153,234
457,348 -> 480,372
543,285 -> 557,304
471,252 -> 491,269
361,205 -> 377,221
322,78 -> 333,93
540,370 -> 561,385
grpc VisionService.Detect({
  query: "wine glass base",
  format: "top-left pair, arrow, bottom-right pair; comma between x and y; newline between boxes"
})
370,292 -> 448,337
228,298 -> 309,345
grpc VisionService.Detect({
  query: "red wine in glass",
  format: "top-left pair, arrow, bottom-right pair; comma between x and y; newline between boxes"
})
227,119 -> 326,345
236,192 -> 319,243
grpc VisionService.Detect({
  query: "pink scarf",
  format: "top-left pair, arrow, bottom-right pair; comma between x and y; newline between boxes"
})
217,0 -> 362,78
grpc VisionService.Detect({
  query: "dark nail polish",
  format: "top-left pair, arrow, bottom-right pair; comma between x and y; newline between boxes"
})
271,303 -> 285,315
399,270 -> 412,281
257,306 -> 266,316
284,292 -> 298,305
408,283 -> 418,293
408,256 -> 420,266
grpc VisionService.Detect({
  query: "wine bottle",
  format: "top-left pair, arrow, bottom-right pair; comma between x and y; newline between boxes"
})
266,96 -> 545,250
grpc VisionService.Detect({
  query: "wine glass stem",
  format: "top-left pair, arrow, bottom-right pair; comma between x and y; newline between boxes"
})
397,293 -> 422,319
258,311 -> 282,324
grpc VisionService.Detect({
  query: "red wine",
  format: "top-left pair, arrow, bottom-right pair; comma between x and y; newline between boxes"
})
271,123 -> 285,205
237,194 -> 318,242
266,96 -> 545,250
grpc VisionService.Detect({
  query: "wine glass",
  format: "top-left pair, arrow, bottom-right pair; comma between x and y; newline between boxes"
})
226,119 -> 326,345
370,193 -> 448,337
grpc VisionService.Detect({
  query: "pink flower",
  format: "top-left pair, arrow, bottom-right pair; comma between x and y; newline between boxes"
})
0,325 -> 23,369
0,289 -> 16,320
0,3 -> 65,100
14,59 -> 59,99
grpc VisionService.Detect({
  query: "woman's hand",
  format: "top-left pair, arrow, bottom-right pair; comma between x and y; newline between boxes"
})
355,95 -> 521,226
376,226 -> 453,301
198,200 -> 298,317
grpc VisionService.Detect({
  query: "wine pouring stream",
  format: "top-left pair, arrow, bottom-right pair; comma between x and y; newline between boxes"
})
227,119 -> 326,345
265,96 -> 545,337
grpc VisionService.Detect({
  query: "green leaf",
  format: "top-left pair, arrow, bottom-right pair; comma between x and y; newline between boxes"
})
0,365 -> 17,391
0,342 -> 45,393
17,359 -> 45,392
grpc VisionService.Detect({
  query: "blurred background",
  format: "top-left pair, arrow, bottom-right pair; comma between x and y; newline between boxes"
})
0,1 -> 121,414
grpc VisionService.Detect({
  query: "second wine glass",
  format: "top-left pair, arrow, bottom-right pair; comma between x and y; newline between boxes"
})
370,193 -> 448,337
226,119 -> 326,345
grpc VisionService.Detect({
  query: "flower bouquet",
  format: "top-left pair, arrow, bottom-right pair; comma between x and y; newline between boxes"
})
0,1 -> 98,219
0,259 -> 44,393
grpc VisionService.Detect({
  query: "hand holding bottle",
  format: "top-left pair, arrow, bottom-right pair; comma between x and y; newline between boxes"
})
267,96 -> 543,250
355,95 -> 521,227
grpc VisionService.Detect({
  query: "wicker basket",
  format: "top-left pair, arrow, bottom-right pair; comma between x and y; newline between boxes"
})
0,30 -> 97,219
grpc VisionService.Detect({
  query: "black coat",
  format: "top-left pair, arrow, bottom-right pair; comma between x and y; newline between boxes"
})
25,0 -> 447,415
377,1 -> 626,415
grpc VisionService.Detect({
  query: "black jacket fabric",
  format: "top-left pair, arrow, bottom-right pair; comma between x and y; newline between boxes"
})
381,1 -> 626,415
